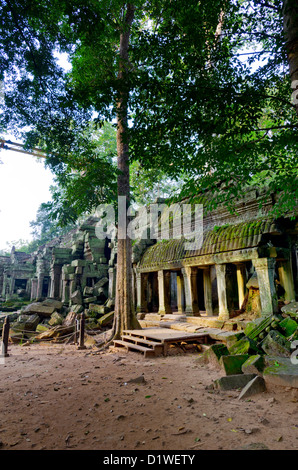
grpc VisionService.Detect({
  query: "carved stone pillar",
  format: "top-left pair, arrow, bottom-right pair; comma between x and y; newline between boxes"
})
181,266 -> 200,316
236,263 -> 247,309
61,280 -> 70,304
215,264 -> 229,320
157,270 -> 172,315
30,278 -> 38,301
278,259 -> 295,302
108,267 -> 116,300
50,265 -> 62,299
36,274 -> 45,300
253,258 -> 277,316
202,267 -> 213,316
176,272 -> 185,314
136,272 -> 149,313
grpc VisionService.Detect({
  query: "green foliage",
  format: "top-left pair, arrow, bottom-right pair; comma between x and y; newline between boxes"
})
0,0 -> 297,223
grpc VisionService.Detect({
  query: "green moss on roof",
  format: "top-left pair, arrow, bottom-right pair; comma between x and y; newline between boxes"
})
139,218 -> 279,269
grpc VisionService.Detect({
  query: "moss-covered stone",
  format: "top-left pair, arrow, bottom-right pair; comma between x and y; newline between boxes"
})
97,311 -> 114,327
241,354 -> 266,374
48,312 -> 64,326
219,354 -> 250,375
281,301 -> 298,318
196,343 -> 229,368
228,337 -> 260,355
279,317 -> 298,337
260,330 -> 291,357
36,323 -> 50,333
244,315 -> 275,340
213,373 -> 257,391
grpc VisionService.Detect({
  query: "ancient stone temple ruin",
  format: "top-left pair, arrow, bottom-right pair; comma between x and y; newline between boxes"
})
0,187 -> 297,324
133,187 -> 297,323
0,217 -> 117,312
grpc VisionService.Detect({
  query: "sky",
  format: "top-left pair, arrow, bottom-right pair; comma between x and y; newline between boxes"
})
0,53 -> 69,253
0,144 -> 55,251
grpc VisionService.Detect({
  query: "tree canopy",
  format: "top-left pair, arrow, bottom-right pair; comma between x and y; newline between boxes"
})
0,0 -> 297,335
0,0 -> 297,220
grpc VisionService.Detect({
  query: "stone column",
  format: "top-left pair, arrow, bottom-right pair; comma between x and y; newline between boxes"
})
278,260 -> 295,302
108,267 -> 116,300
176,272 -> 185,314
157,270 -> 172,315
61,280 -> 70,304
136,272 -> 149,313
1,274 -> 7,297
50,265 -> 62,299
253,258 -> 278,316
10,276 -> 15,295
215,264 -> 229,320
181,266 -> 200,316
203,267 -> 213,316
36,274 -> 45,300
30,278 -> 38,300
236,263 -> 247,309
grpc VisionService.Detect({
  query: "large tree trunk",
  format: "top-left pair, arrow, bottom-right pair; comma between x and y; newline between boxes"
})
113,4 -> 140,339
283,0 -> 298,114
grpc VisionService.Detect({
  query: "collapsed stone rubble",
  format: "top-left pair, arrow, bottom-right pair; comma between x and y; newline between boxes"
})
197,301 -> 298,396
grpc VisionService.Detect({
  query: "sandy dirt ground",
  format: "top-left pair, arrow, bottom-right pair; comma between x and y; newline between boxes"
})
0,339 -> 297,452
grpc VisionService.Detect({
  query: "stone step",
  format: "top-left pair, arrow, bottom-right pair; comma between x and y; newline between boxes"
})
113,339 -> 157,358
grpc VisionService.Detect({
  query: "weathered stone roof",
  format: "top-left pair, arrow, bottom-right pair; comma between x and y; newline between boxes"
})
139,218 -> 281,270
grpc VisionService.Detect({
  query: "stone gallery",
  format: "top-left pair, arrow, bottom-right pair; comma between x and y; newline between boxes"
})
0,187 -> 297,325
0,217 -> 116,311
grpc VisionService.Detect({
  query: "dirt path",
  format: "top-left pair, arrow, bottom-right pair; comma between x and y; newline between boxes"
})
0,342 -> 297,451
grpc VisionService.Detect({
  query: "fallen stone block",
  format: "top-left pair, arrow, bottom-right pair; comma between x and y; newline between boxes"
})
41,299 -> 63,311
260,330 -> 291,357
228,337 -> 260,356
279,317 -> 298,337
281,301 -> 298,318
94,277 -> 109,289
48,311 -> 64,326
196,343 -> 229,369
70,290 -> 83,305
83,286 -> 94,297
241,355 -> 266,375
244,315 -> 274,340
89,304 -> 109,315
70,305 -> 83,314
263,356 -> 298,388
11,314 -> 40,333
219,354 -> 250,375
36,323 -> 50,333
209,331 -> 244,346
213,374 -> 257,391
23,303 -> 56,317
238,376 -> 267,400
98,311 -> 114,327
84,296 -> 97,304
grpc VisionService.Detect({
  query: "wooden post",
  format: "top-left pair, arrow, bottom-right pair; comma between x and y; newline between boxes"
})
1,316 -> 10,357
74,318 -> 79,345
77,312 -> 86,350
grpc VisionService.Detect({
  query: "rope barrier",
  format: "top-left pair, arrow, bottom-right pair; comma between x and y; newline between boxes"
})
1,311 -> 111,350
